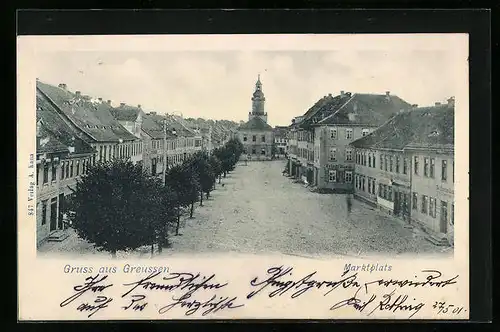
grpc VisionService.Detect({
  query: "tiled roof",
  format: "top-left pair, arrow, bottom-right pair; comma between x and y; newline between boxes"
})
350,104 -> 454,151
36,81 -> 138,142
142,113 -> 177,139
36,90 -> 95,155
317,93 -> 413,126
110,105 -> 142,122
238,117 -> 273,131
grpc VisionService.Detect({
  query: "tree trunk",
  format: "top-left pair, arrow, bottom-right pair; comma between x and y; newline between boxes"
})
200,190 -> 203,206
206,191 -> 209,199
223,171 -> 226,178
176,211 -> 180,236
218,175 -> 221,183
151,242 -> 155,256
190,202 -> 194,218
111,250 -> 117,259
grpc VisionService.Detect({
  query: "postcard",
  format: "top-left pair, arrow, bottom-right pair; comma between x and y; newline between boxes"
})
17,34 -> 469,320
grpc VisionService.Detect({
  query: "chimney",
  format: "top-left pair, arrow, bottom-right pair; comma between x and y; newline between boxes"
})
120,102 -> 125,107
58,83 -> 67,90
386,91 -> 390,96
328,93 -> 332,97
435,102 -> 442,106
107,100 -> 112,104
98,97 -> 102,102
340,90 -> 345,96
149,111 -> 157,115
447,96 -> 455,108
137,104 -> 141,109
412,104 -> 419,109
75,91 -> 81,97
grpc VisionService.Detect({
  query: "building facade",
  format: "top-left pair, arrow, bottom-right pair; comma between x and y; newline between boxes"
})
237,76 -> 274,160
288,91 -> 412,191
273,126 -> 289,157
350,99 -> 455,245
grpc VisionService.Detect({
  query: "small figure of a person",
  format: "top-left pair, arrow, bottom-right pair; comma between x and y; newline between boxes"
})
346,194 -> 352,213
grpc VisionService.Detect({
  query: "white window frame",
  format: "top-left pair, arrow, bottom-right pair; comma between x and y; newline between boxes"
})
345,148 -> 353,161
346,128 -> 353,139
330,128 -> 337,139
329,170 -> 337,182
362,128 -> 370,137
345,171 -> 353,183
329,148 -> 337,161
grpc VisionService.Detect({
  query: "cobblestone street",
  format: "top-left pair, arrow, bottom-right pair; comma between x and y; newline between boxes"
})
39,161 -> 448,258
168,160 -> 446,258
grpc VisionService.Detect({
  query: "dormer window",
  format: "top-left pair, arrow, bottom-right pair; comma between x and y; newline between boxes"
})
428,130 -> 439,137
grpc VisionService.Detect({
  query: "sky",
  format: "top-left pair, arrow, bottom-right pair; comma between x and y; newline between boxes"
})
35,48 -> 459,127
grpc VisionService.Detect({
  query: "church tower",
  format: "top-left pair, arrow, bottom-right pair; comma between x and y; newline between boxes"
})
249,74 -> 268,123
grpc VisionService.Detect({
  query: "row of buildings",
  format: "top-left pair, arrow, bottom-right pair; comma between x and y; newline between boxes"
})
35,80 -> 237,246
286,91 -> 455,246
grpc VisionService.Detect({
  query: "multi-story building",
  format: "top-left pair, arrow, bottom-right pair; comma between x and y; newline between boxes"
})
36,81 -> 141,166
237,75 -> 274,160
350,99 -> 455,245
109,103 -> 144,165
273,126 -> 289,157
36,88 -> 95,246
288,91 -> 412,191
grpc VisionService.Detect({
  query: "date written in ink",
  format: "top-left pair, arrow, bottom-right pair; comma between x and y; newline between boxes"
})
432,301 -> 467,315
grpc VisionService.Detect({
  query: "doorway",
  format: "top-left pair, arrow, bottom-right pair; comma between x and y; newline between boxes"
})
50,197 -> 57,231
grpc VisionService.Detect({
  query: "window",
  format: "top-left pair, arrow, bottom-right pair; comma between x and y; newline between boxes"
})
384,155 -> 388,171
379,184 -> 382,197
345,149 -> 353,161
441,160 -> 448,181
328,170 -> 337,182
389,156 -> 393,172
388,186 -> 392,201
36,166 -> 39,185
371,178 -> 375,194
451,203 -> 454,225
329,148 -> 337,161
99,146 -> 103,161
43,163 -> 49,184
452,161 -> 455,183
65,161 -> 69,178
51,163 -> 57,182
412,193 -> 418,210
421,195 -> 428,214
252,135 -> 256,142
362,129 -> 369,137
70,161 -> 74,177
372,154 -> 376,168
363,153 -> 367,166
428,158 -> 435,178
429,197 -> 437,218
41,200 -> 47,225
261,149 -> 266,155
414,156 -> 419,175
243,136 -> 247,142
252,149 -> 256,155
346,128 -> 353,139
76,160 -> 80,176
367,178 -> 371,193
330,128 -> 337,139
368,154 -> 372,167
345,171 -> 353,183
380,154 -> 383,170
424,157 -> 429,177
103,146 -> 107,162
261,136 -> 266,142
395,156 -> 400,173
403,158 -> 408,174
362,176 -> 366,191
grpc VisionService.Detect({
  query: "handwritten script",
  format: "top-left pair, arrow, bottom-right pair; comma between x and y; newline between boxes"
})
59,266 -> 463,319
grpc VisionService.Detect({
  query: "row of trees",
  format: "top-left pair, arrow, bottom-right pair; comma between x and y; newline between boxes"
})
65,138 -> 245,257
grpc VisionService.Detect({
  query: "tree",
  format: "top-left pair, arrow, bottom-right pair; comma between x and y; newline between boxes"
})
64,159 -> 170,258
188,151 -> 215,204
209,155 -> 223,185
165,164 -> 200,235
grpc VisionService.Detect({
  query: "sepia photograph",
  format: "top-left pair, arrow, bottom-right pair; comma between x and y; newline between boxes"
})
34,47 -> 456,258
17,33 -> 470,320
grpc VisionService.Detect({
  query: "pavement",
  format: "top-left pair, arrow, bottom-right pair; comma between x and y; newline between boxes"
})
38,160 -> 448,258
